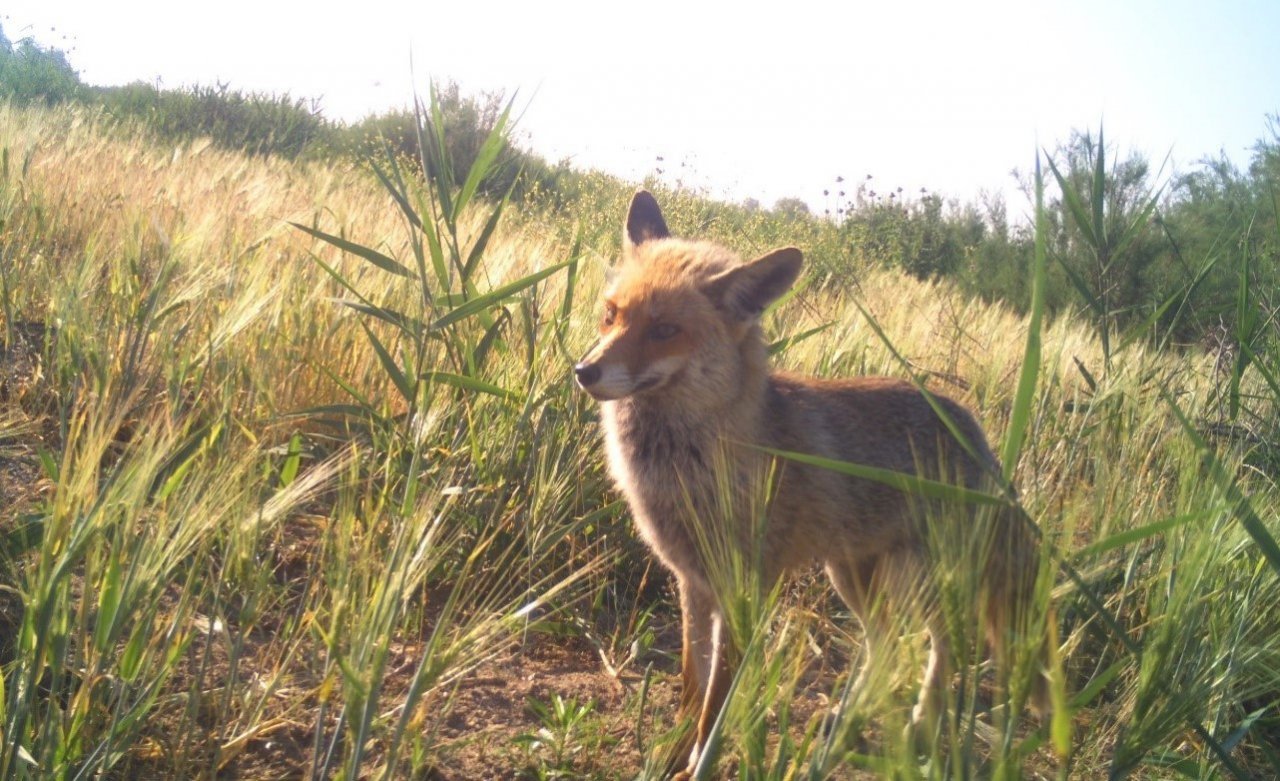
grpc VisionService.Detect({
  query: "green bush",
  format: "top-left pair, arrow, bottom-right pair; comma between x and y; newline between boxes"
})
94,81 -> 332,159
339,83 -> 567,203
0,25 -> 81,106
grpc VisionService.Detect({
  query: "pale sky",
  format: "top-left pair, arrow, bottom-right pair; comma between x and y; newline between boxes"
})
5,1 -> 1277,212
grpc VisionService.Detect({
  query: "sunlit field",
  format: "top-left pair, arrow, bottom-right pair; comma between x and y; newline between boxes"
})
2,101 -> 1279,780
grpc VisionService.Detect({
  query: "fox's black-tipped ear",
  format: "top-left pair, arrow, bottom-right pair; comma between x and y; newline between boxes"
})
624,189 -> 670,248
703,247 -> 803,320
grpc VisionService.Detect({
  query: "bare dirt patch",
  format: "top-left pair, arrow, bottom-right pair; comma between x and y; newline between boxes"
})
431,631 -> 659,778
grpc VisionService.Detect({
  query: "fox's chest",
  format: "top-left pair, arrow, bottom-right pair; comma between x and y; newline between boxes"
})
601,404 -> 720,514
599,403 -> 798,583
603,430 -> 713,578
603,409 -> 712,496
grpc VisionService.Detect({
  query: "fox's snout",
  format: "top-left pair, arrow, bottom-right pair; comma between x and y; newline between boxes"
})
573,361 -> 602,389
573,351 -> 642,401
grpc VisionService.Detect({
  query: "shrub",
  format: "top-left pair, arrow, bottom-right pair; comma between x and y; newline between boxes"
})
0,24 -> 81,106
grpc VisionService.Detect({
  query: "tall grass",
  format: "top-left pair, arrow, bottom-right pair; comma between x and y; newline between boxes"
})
0,101 -> 601,779
0,99 -> 1278,779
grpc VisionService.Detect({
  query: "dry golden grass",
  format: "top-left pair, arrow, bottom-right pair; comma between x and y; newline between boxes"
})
2,102 -> 1277,780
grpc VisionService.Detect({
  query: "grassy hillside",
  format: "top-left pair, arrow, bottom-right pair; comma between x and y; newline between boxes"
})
6,21 -> 1279,353
1,101 -> 1279,780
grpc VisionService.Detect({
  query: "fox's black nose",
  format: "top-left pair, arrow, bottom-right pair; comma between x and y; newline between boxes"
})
574,362 -> 601,387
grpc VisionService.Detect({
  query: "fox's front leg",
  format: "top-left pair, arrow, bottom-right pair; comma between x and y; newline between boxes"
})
689,615 -> 733,775
668,578 -> 734,780
667,578 -> 719,778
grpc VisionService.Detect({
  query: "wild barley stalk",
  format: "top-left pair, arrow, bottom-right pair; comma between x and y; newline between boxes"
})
1,99 -> 1277,778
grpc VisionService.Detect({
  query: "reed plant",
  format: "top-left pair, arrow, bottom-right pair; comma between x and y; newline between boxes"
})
0,99 -> 1276,779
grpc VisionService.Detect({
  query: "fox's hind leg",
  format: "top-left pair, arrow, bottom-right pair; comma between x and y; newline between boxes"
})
827,553 -> 951,741
825,557 -> 887,701
912,613 -> 952,736
879,550 -> 951,736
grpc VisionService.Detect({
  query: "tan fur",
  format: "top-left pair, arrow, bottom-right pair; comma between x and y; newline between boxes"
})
575,191 -> 1048,777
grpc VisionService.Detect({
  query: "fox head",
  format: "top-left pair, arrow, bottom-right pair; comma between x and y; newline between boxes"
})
574,190 -> 803,407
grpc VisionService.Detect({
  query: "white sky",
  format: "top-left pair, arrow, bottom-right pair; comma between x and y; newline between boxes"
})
5,0 -> 1277,212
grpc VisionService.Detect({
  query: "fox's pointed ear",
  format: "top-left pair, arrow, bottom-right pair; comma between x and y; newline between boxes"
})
624,189 -> 670,249
703,247 -> 803,320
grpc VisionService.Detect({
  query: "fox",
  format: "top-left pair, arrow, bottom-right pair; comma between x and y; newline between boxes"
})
574,190 -> 1050,778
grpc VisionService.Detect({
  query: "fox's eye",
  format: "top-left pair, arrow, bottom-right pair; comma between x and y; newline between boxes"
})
648,322 -> 680,340
601,303 -> 617,327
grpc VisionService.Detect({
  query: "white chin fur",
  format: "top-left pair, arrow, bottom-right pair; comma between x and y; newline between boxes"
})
585,364 -> 636,401
587,356 -> 684,400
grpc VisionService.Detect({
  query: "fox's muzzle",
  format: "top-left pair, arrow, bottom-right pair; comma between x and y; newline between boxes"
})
574,361 -> 602,389
574,353 -> 633,401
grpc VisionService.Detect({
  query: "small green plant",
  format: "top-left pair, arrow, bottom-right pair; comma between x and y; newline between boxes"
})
514,693 -> 612,779
286,83 -> 594,780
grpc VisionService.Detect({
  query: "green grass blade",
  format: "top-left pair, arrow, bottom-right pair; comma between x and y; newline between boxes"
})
278,432 -> 303,488
1000,150 -> 1047,481
1230,229 -> 1258,419
559,232 -> 582,326
290,222 -> 415,279
431,258 -> 573,331
1073,356 -> 1098,393
453,97 -> 513,222
423,206 -> 450,297
367,154 -> 424,231
1071,659 -> 1123,710
1119,249 -> 1220,354
1156,251 -> 1223,352
1075,504 -> 1231,559
551,233 -> 585,364
359,321 -> 414,404
1222,707 -> 1269,753
1092,123 -> 1107,247
1161,387 -> 1280,576
1046,154 -> 1098,249
368,143 -> 446,306
426,87 -> 455,223
1239,341 -> 1280,403
1111,184 -> 1164,260
756,445 -> 1007,506
308,253 -> 378,309
470,308 -> 511,373
335,299 -> 424,340
768,322 -> 834,357
423,371 -> 521,402
92,555 -> 124,653
1056,252 -> 1107,319
463,186 -> 511,279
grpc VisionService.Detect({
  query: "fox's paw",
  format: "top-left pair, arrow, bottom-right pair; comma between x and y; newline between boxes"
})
820,708 -> 871,753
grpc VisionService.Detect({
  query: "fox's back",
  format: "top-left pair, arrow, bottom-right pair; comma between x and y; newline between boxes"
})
766,373 -> 996,478
760,372 -> 1001,567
